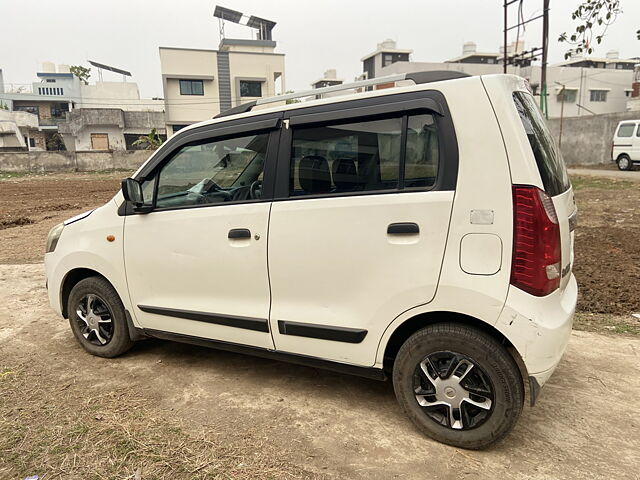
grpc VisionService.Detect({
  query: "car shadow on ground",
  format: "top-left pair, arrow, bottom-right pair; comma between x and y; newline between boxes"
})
122,336 -> 398,406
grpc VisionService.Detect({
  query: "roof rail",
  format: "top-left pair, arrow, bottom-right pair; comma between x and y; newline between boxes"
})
213,70 -> 471,119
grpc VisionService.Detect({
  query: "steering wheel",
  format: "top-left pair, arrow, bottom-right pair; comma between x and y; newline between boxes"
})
249,180 -> 262,200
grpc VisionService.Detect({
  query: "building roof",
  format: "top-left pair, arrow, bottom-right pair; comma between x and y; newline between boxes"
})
361,46 -> 413,62
446,52 -> 500,63
553,57 -> 640,67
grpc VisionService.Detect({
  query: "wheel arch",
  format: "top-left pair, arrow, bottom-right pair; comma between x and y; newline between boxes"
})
380,311 -> 528,386
60,268 -> 115,319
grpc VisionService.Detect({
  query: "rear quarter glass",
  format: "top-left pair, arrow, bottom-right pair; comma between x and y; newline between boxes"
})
512,92 -> 570,197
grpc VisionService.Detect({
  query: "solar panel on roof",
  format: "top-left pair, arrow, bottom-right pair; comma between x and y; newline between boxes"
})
213,6 -> 243,23
88,60 -> 131,77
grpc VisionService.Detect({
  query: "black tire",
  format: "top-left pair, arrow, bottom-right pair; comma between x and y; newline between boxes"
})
617,155 -> 633,171
67,276 -> 134,358
392,323 -> 524,450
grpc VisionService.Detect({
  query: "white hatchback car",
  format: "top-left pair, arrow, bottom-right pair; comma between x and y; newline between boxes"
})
612,119 -> 640,170
45,72 -> 577,449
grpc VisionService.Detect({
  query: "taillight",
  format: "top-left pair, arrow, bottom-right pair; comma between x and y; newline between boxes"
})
511,186 -> 561,296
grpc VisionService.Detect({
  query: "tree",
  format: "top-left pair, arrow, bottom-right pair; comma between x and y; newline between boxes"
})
132,128 -> 164,150
70,65 -> 91,85
558,0 -> 637,59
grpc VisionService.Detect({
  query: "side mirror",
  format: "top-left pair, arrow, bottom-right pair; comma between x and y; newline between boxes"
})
121,178 -> 152,213
121,178 -> 143,204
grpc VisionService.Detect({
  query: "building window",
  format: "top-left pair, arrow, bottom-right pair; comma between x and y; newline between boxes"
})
14,105 -> 39,116
625,90 -> 633,98
29,138 -> 36,148
179,79 -> 204,96
172,125 -> 189,134
590,90 -> 608,102
239,80 -> 262,97
557,89 -> 577,102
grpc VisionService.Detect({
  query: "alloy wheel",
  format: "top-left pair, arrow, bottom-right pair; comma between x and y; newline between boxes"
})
75,294 -> 114,346
413,351 -> 494,430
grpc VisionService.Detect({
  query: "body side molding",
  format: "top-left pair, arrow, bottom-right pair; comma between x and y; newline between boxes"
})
277,320 -> 368,344
137,305 -> 269,332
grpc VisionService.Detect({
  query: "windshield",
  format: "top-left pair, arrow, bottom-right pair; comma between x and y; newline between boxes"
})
513,91 -> 570,196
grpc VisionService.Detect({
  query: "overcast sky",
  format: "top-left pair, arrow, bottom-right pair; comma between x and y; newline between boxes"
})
1,0 -> 639,98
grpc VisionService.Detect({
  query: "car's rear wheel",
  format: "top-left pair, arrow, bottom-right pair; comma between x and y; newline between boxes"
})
392,323 -> 523,450
617,155 -> 633,171
67,276 -> 134,358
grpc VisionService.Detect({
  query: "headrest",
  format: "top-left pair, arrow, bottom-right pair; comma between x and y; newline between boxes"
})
332,158 -> 358,191
299,155 -> 331,194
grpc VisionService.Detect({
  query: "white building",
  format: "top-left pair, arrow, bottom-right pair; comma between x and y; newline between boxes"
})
366,41 -> 637,118
160,38 -> 285,135
0,63 -> 164,151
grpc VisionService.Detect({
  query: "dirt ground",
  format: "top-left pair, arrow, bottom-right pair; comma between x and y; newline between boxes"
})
1,170 -> 639,328
1,169 -> 640,478
1,264 -> 639,479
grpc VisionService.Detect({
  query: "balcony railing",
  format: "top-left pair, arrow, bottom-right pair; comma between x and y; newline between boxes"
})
38,116 -> 67,127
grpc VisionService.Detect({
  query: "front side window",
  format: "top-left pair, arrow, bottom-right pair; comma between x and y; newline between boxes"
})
513,91 -> 570,197
240,80 -> 262,97
179,80 -> 204,96
617,124 -> 635,137
590,90 -> 607,102
153,133 -> 269,209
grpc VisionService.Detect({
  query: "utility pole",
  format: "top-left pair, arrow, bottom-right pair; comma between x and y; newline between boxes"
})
503,0 -> 549,112
540,0 -> 550,118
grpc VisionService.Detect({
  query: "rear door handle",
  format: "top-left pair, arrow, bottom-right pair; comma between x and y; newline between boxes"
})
228,228 -> 251,239
387,222 -> 420,235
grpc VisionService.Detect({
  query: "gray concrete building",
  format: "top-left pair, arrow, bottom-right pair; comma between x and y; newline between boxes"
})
0,63 -> 164,151
366,40 -> 638,118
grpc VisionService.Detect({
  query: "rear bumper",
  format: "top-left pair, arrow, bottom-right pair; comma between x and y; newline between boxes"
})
496,274 -> 577,392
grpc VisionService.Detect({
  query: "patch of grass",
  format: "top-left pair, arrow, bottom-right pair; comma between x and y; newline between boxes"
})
570,175 -> 635,191
573,312 -> 640,336
0,362 -> 321,480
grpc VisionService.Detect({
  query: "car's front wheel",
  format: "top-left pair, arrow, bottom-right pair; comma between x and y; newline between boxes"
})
392,323 -> 524,450
67,276 -> 134,358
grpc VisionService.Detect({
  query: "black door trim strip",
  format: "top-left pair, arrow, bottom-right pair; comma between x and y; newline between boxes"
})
277,320 -> 367,344
144,328 -> 386,380
138,305 -> 269,333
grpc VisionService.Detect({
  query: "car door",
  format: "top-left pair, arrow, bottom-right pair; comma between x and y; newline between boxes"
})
268,94 -> 457,366
124,120 -> 280,349
634,123 -> 640,161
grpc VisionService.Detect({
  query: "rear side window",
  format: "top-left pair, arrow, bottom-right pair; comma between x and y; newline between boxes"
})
289,114 -> 439,197
290,117 -> 402,195
616,124 -> 635,137
513,92 -> 570,196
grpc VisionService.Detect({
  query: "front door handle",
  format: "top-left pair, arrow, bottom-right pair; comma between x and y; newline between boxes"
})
387,222 -> 420,235
228,228 -> 251,239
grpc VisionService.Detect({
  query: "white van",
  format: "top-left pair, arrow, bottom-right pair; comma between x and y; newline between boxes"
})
612,120 -> 640,170
45,72 -> 577,449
